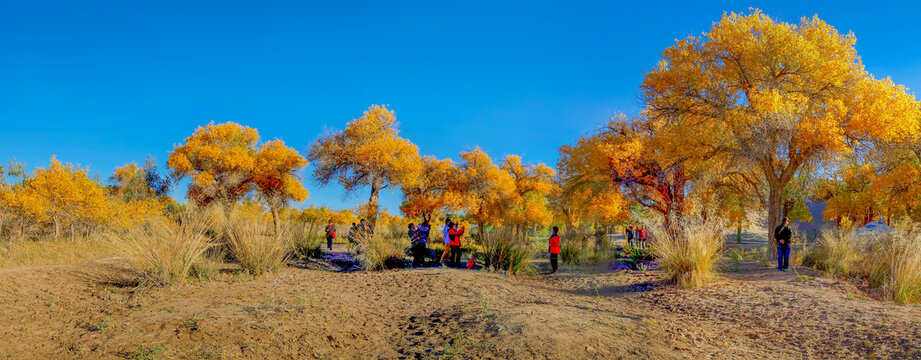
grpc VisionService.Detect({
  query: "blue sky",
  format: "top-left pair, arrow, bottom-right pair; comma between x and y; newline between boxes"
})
2,1 -> 920,213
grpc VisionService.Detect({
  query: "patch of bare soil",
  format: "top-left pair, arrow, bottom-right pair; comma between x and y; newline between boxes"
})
0,258 -> 919,359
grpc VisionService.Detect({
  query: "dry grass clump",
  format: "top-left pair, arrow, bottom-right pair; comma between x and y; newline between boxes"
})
652,222 -> 724,289
805,229 -> 921,304
223,208 -> 294,275
479,227 -> 536,276
805,228 -> 860,277
111,213 -> 214,285
352,231 -> 408,271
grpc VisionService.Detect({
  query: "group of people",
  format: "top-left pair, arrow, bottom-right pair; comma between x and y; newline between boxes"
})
327,216 -> 565,274
325,218 -> 369,251
625,225 -> 647,249
403,218 -> 471,268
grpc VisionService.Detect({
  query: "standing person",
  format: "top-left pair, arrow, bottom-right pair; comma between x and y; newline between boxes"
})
548,226 -> 561,274
407,223 -> 422,267
448,222 -> 465,268
638,226 -> 648,249
440,218 -> 452,265
359,219 -> 367,235
324,219 -> 337,251
347,223 -> 358,251
774,217 -> 793,271
417,220 -> 430,266
626,225 -> 635,248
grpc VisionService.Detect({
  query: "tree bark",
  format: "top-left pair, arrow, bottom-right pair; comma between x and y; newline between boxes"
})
367,177 -> 383,237
766,184 -> 783,260
270,205 -> 280,236
54,217 -> 60,240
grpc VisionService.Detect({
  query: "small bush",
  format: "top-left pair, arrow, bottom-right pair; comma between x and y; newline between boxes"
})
805,229 -> 921,304
353,231 -> 408,271
479,227 -> 536,276
804,228 -> 860,277
560,241 -> 584,265
652,222 -> 724,288
292,222 -> 325,259
223,208 -> 294,275
111,213 -> 214,285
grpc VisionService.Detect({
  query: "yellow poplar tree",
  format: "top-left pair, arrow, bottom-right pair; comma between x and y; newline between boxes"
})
400,156 -> 463,222
12,156 -> 109,239
500,155 -> 555,229
252,139 -> 309,233
455,147 -> 516,238
641,10 -> 921,249
308,105 -> 422,235
168,123 -> 308,231
167,122 -> 259,207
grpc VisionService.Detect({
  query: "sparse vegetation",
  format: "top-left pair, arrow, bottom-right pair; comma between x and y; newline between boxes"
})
222,207 -> 294,275
805,230 -> 921,304
652,222 -> 724,288
110,211 -> 214,285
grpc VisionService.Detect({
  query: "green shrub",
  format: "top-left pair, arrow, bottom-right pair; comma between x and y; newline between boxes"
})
479,227 -> 536,276
560,241 -> 584,265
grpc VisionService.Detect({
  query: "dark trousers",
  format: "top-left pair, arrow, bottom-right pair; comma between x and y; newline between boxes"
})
326,236 -> 333,250
449,245 -> 461,267
549,253 -> 558,273
412,244 -> 427,267
777,247 -> 790,270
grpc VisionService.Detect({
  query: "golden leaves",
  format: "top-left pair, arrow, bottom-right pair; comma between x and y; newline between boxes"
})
168,122 -> 309,207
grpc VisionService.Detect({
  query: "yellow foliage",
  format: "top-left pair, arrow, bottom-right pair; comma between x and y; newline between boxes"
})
455,147 -> 516,230
5,157 -> 110,238
167,121 -> 260,205
308,105 -> 422,233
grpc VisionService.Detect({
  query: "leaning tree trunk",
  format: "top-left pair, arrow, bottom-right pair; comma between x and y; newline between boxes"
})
366,178 -> 383,237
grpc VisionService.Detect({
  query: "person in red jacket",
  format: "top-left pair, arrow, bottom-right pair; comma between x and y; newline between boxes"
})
325,219 -> 336,251
548,226 -> 561,273
448,222 -> 465,268
638,226 -> 648,249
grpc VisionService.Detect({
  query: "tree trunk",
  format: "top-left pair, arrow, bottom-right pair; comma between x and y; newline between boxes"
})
737,224 -> 742,247
54,217 -> 60,240
367,178 -> 382,237
766,184 -> 783,260
270,205 -> 280,236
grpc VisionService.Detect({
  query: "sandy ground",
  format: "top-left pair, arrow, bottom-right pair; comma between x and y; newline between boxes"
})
0,251 -> 920,359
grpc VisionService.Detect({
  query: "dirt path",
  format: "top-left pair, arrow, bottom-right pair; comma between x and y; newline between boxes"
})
0,259 -> 919,359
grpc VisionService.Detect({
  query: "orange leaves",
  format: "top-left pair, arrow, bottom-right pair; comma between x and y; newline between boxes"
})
455,147 -> 516,226
253,139 -> 309,204
400,156 -> 460,219
168,122 -> 308,208
642,8 -> 921,169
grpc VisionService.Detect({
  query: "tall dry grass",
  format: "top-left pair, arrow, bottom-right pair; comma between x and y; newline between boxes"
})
110,213 -> 214,285
223,207 -> 294,275
479,227 -> 537,276
805,228 -> 860,277
805,229 -> 921,304
352,230 -> 408,271
651,222 -> 724,288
